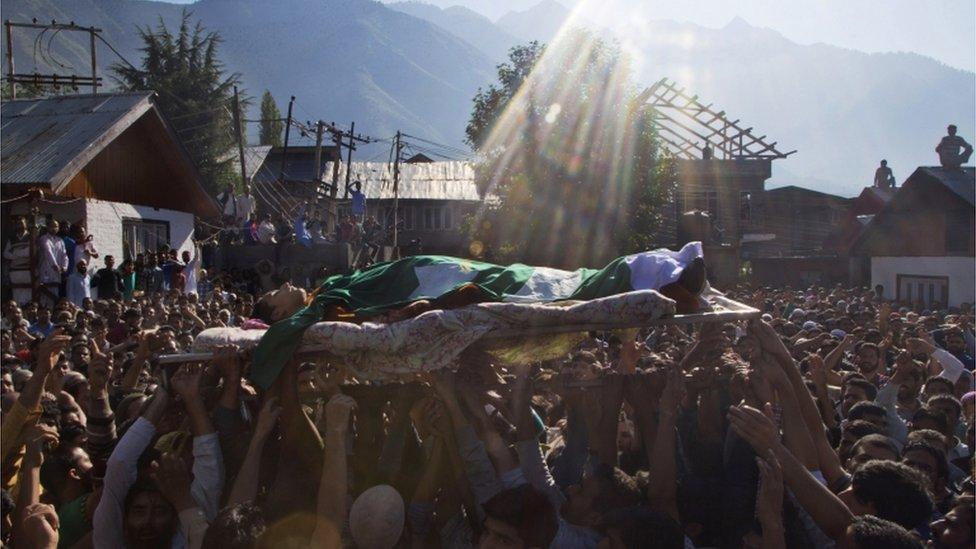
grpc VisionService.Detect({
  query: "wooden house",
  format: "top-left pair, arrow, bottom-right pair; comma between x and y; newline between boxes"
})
851,167 -> 974,308
1,92 -> 220,294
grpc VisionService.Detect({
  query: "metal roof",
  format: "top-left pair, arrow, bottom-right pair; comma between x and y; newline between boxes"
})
324,160 -> 480,201
1,92 -> 154,188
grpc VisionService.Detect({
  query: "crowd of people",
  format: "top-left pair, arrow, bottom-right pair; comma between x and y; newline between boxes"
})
0,255 -> 974,548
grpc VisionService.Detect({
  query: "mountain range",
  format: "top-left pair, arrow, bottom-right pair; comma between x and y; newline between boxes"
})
3,0 -> 974,196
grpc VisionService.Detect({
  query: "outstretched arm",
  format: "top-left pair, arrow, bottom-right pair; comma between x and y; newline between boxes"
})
646,366 -> 682,521
312,393 -> 356,547
729,404 -> 855,542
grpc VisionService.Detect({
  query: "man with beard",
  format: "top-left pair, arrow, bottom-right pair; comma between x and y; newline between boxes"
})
853,342 -> 887,386
39,445 -> 96,547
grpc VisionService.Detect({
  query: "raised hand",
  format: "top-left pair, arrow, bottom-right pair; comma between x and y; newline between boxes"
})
150,452 -> 195,511
905,337 -> 936,356
658,363 -> 685,418
36,333 -> 71,373
807,353 -> 827,386
22,503 -> 59,549
325,393 -> 356,435
212,344 -> 242,381
23,423 -> 59,466
88,343 -> 114,397
727,402 -> 780,456
253,397 -> 282,440
755,449 -> 785,531
170,363 -> 204,401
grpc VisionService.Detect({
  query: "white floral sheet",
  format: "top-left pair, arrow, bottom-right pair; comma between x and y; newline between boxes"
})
193,290 -> 675,381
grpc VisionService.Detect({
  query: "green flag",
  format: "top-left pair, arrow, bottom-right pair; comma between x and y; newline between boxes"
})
250,243 -> 703,388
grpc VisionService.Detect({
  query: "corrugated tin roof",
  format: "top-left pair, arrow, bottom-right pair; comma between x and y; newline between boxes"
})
1,92 -> 153,187
323,161 -> 480,201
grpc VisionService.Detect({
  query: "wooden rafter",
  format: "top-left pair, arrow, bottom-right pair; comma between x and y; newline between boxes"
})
639,78 -> 794,160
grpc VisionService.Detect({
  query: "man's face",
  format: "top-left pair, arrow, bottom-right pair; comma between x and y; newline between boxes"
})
1,373 -> 13,394
562,474 -> 601,526
929,402 -> 959,431
77,261 -> 87,274
842,385 -> 869,416
124,490 -> 175,549
37,308 -> 50,324
82,298 -> 93,311
903,449 -> 941,490
898,373 -> 922,401
855,347 -> 879,374
71,345 -> 90,367
930,504 -> 974,549
945,334 -> 966,354
105,257 -> 115,269
47,221 -> 59,235
181,251 -> 190,263
479,517 -> 526,549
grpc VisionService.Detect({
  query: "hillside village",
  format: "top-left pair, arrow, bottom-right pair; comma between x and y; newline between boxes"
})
0,2 -> 974,549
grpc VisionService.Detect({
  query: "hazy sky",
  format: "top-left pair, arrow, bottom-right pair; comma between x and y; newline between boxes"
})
375,0 -> 976,72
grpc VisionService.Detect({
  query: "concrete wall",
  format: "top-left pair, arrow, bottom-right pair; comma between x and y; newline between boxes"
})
84,198 -> 195,263
871,256 -> 976,306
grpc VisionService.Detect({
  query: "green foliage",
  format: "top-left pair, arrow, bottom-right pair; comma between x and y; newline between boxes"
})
259,90 -> 284,147
465,41 -> 543,149
466,30 -> 677,268
1,80 -> 50,100
111,10 -> 247,195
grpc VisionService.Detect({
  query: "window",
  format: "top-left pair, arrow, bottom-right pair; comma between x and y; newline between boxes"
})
420,206 -> 456,231
382,206 -> 414,230
122,219 -> 170,260
896,275 -> 948,308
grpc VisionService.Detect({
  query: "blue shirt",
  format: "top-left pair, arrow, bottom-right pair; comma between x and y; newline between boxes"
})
350,190 -> 366,216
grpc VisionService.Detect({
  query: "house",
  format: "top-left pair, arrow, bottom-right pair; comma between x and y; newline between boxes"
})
851,166 -> 975,308
640,78 -> 795,252
750,185 -> 851,255
328,160 -> 481,255
1,92 -> 219,282
245,144 -> 341,213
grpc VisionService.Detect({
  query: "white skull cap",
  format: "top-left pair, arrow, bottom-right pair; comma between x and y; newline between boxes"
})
349,484 -> 404,549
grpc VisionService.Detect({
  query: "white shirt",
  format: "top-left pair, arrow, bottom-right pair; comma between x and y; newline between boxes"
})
236,194 -> 255,221
73,240 -> 98,267
37,233 -> 68,283
183,248 -> 200,295
257,221 -> 276,244
66,271 -> 92,307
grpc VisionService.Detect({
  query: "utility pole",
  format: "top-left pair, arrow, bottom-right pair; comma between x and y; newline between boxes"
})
312,120 -> 324,218
392,130 -> 403,255
342,121 -> 355,199
4,20 -> 103,96
327,122 -> 342,235
4,21 -> 14,99
232,86 -> 248,190
279,95 -> 295,183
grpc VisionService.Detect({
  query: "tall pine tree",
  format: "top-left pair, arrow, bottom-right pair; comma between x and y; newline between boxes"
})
259,90 -> 284,147
112,10 -> 247,195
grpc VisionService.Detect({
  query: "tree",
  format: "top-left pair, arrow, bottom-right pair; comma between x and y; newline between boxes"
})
112,10 -> 246,196
465,30 -> 676,268
259,90 -> 284,147
465,41 -> 543,149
